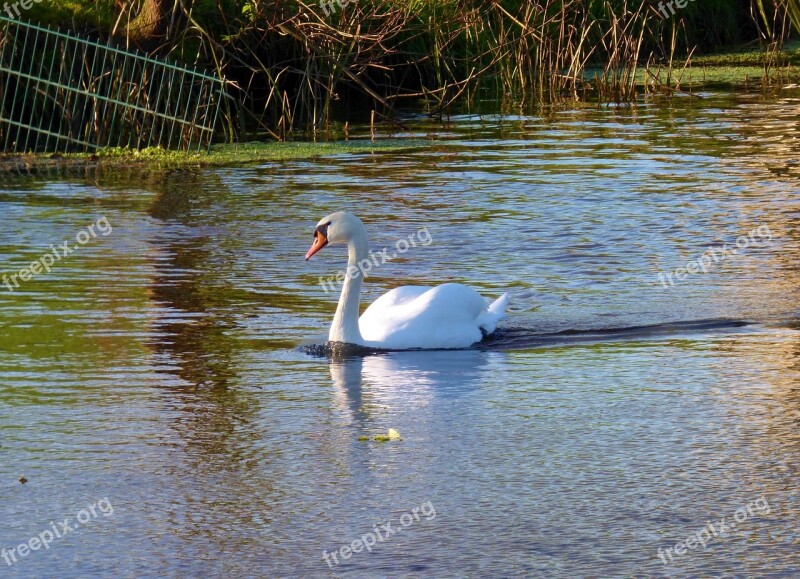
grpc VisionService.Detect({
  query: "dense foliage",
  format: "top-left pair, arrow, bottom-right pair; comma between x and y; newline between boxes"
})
18,1 -> 797,136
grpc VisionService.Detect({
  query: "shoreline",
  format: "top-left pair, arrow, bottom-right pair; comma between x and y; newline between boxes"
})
0,141 -> 419,175
2,57 -> 798,176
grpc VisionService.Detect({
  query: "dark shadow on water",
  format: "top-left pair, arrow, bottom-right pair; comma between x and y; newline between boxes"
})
477,317 -> 754,350
299,318 -> 754,358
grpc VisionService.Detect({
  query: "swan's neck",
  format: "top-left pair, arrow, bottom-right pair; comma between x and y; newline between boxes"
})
329,231 -> 369,344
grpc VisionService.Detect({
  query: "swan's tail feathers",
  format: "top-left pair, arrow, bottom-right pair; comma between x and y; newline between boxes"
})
489,293 -> 509,316
477,292 -> 509,335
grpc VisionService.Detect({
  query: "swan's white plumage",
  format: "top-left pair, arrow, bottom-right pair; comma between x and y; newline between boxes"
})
360,283 -> 507,349
306,212 -> 508,350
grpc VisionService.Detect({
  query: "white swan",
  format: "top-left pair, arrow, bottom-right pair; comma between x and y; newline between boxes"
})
305,212 -> 508,349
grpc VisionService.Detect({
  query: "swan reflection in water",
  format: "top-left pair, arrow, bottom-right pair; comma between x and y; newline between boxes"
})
327,348 -> 509,424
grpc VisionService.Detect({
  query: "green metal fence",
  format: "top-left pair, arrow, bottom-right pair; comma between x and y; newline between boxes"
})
0,15 -> 224,153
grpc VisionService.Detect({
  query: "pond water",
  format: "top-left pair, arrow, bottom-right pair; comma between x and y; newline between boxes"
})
1,92 -> 800,577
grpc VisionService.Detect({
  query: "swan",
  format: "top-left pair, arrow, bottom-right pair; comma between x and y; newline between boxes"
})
305,212 -> 508,350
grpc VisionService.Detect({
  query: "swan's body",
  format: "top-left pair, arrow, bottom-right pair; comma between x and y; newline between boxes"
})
359,284 -> 507,349
305,212 -> 508,350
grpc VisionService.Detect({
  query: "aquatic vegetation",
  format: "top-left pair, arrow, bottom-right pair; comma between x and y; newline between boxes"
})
373,429 -> 402,442
14,1 -> 800,136
0,141 -> 418,173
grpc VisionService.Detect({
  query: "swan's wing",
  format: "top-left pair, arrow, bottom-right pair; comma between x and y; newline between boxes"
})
362,285 -> 432,312
359,283 -> 503,349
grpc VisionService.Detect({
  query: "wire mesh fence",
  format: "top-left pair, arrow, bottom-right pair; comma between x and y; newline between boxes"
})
0,14 -> 224,153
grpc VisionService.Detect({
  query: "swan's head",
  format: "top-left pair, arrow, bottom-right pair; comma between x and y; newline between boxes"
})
305,212 -> 366,260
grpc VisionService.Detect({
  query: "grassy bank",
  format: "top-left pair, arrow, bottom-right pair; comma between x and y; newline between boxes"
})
640,40 -> 800,91
3,41 -> 799,175
0,140 -> 418,174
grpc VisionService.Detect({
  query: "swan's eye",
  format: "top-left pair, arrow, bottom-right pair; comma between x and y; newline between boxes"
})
314,222 -> 332,239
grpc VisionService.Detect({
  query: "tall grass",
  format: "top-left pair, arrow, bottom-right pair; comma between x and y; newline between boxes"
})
753,0 -> 800,44
24,1 -> 774,137
193,0 -> 660,134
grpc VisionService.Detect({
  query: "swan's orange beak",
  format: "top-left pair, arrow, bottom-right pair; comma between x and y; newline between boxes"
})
305,231 -> 328,260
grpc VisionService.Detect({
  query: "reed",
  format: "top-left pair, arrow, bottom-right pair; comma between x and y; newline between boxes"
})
20,1 -> 782,137
200,0 -> 657,132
